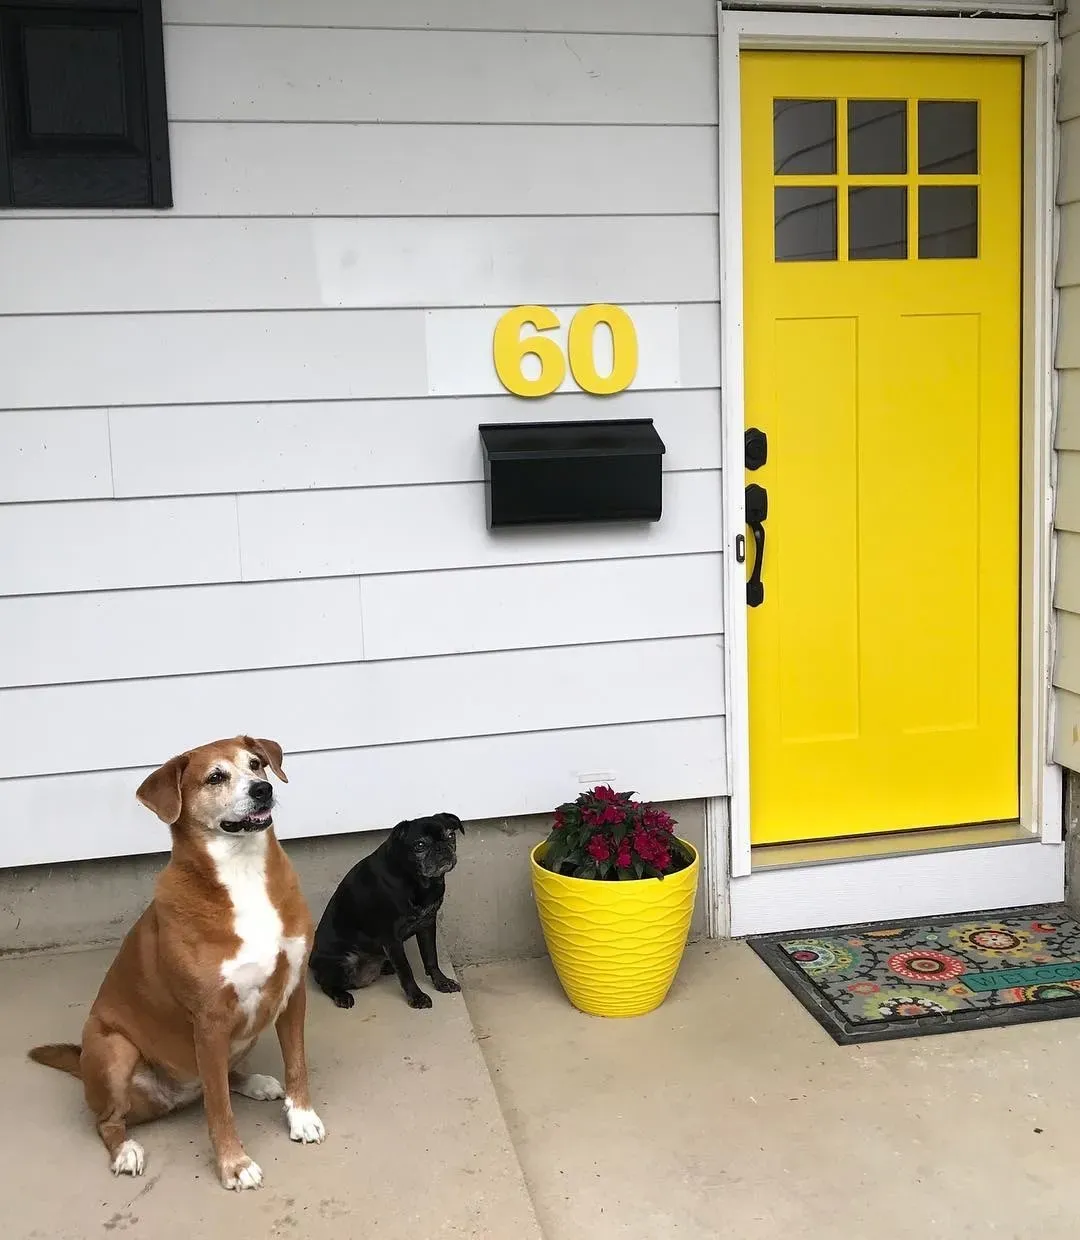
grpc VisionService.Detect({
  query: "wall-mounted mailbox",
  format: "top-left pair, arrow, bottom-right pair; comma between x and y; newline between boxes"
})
478,419 -> 666,529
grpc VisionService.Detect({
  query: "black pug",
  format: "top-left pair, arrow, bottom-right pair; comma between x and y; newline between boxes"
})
310,813 -> 464,1010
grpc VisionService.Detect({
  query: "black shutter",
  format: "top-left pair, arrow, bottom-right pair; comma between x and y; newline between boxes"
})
0,0 -> 171,208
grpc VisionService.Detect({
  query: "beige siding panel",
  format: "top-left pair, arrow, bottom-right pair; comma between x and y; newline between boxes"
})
1055,532 -> 1080,614
109,389 -> 722,498
1057,202 -> 1080,288
1062,34 -> 1080,121
1055,688 -> 1080,768
0,216 -> 719,315
164,28 -> 717,125
1063,2 -> 1080,38
1059,117 -> 1080,206
1058,287 -> 1080,369
162,0 -> 718,35
0,635 -> 726,779
1056,451 -> 1080,533
1056,611 -> 1080,694
0,408 -> 112,503
1055,370 -> 1080,450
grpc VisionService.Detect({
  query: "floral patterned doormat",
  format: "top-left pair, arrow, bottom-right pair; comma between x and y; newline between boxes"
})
747,905 -> 1080,1045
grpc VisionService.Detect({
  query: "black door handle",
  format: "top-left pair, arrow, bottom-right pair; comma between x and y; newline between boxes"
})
745,483 -> 767,607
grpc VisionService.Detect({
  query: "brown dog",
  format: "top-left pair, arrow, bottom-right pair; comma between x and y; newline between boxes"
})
29,736 -> 325,1191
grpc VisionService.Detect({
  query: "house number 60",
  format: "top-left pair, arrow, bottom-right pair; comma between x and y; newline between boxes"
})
493,304 -> 639,398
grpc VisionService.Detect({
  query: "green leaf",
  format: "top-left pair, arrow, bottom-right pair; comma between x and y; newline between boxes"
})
633,859 -> 644,879
598,859 -> 612,880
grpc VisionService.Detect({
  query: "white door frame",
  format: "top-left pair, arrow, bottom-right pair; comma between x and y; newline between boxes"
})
711,7 -> 1063,935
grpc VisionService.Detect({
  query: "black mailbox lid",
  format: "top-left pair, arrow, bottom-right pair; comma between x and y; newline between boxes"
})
479,419 -> 666,463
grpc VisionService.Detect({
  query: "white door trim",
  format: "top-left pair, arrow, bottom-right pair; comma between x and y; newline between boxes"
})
712,7 -> 1062,933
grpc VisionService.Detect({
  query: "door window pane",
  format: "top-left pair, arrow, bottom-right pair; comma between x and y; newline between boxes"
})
849,187 -> 907,260
918,101 -> 978,174
774,99 -> 836,175
775,187 -> 837,262
848,100 -> 907,175
919,186 -> 978,258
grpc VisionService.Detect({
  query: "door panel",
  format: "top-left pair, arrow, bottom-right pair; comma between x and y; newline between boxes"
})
742,52 -> 1021,846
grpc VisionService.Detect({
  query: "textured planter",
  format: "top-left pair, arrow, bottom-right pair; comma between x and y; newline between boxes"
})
529,840 -> 699,1018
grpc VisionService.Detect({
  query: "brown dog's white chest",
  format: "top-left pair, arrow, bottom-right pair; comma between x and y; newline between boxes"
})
207,835 -> 307,1038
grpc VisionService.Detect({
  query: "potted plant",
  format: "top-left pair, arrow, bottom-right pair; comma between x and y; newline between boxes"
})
530,786 -> 699,1018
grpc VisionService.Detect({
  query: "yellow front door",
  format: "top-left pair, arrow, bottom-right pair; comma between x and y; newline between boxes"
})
742,52 -> 1021,846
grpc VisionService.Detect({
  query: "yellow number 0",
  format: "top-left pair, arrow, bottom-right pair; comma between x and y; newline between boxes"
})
493,304 -> 638,398
568,304 -> 638,396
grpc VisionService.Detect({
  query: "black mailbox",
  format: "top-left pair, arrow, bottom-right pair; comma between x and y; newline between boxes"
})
478,419 -> 666,529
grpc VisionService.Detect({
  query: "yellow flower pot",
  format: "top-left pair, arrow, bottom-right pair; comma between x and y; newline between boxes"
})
529,840 -> 699,1018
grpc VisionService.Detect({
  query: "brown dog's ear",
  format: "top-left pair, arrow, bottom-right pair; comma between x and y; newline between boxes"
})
244,736 -> 288,784
136,755 -> 188,825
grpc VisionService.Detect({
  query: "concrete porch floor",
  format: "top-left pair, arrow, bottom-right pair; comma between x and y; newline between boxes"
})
462,942 -> 1080,1240
4,940 -> 1080,1239
0,946 -> 542,1240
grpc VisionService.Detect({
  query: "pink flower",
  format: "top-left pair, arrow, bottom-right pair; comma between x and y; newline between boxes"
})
587,836 -> 611,862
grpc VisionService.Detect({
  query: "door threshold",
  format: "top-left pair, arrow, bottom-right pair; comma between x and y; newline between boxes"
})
750,821 -> 1034,873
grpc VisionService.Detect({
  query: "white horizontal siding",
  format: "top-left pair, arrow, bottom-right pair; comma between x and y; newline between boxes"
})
0,635 -> 725,780
162,0 -> 717,35
0,579 -> 363,688
0,716 -> 727,869
0,304 -> 719,410
237,471 -> 721,583
0,217 -> 718,314
107,389 -> 721,500
1,472 -> 719,597
164,123 -> 713,218
361,553 -> 724,660
0,554 -> 722,687
0,409 -> 112,503
163,28 -> 716,125
0,496 -> 240,596
0,6 -> 728,865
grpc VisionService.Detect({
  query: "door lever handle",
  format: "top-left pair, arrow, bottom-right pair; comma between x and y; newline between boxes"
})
745,483 -> 767,607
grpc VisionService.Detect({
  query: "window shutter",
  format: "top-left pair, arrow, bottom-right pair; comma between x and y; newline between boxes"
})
0,0 -> 171,208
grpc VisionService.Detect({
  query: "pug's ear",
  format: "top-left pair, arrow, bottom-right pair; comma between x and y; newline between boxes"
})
136,754 -> 189,825
243,736 -> 288,783
436,813 -> 464,835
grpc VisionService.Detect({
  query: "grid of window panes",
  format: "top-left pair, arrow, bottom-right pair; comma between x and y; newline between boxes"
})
772,97 -> 978,262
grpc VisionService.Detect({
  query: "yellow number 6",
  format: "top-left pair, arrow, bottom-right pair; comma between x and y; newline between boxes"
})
493,304 -> 639,398
492,305 -> 566,398
567,304 -> 638,396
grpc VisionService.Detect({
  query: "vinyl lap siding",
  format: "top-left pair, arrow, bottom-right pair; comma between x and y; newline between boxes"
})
0,0 -> 727,867
1055,4 -> 1080,771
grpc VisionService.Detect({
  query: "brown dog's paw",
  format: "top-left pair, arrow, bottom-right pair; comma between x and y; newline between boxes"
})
330,991 -> 355,1009
219,1155 -> 263,1191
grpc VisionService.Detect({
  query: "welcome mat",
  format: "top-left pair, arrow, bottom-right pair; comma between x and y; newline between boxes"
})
748,904 -> 1080,1045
